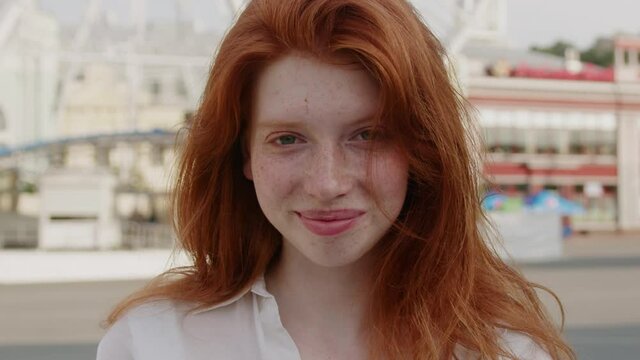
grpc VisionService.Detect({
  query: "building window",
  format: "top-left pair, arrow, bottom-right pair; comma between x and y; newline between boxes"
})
0,107 -> 6,131
175,78 -> 187,98
95,146 -> 110,167
484,127 -> 527,153
569,129 -> 616,155
533,129 -> 563,154
150,80 -> 161,95
150,80 -> 162,103
151,144 -> 164,166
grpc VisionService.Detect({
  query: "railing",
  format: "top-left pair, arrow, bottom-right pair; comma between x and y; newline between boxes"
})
487,152 -> 617,167
120,220 -> 176,249
0,215 -> 38,248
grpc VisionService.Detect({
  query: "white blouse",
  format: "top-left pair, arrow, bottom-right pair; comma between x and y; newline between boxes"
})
97,275 -> 551,360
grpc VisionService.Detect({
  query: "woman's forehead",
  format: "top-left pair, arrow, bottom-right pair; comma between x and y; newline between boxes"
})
252,53 -> 380,128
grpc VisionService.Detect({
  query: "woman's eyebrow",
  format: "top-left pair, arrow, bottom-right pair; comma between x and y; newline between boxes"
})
254,120 -> 304,130
351,116 -> 376,126
256,115 -> 376,130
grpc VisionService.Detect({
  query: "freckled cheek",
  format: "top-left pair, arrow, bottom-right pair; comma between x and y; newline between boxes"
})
251,156 -> 302,201
369,152 -> 409,203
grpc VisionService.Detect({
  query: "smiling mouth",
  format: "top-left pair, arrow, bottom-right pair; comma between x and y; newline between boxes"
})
295,210 -> 365,237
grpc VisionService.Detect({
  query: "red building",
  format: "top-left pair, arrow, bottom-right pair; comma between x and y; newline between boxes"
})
463,35 -> 640,232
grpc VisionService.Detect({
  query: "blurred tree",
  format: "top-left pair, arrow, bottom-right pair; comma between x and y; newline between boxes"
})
530,37 -> 615,68
18,181 -> 38,193
530,40 -> 575,57
580,37 -> 614,67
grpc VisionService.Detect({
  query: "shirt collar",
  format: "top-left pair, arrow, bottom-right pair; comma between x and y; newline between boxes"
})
192,274 -> 272,314
249,273 -> 272,298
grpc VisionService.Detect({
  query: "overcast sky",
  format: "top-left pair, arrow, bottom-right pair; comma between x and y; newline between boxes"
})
35,0 -> 640,50
507,0 -> 640,49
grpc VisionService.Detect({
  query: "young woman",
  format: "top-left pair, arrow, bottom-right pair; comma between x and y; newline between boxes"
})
98,0 -> 575,359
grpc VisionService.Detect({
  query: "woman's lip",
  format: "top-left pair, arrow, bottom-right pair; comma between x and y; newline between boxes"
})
297,209 -> 365,221
296,210 -> 364,236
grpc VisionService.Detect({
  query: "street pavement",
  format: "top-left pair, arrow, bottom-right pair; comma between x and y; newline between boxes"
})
1,233 -> 639,359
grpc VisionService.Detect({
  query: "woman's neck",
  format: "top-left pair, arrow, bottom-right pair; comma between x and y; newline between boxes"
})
265,243 -> 374,356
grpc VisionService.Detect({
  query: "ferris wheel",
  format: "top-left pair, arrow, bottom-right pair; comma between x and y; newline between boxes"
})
0,0 -> 507,136
224,0 -> 508,53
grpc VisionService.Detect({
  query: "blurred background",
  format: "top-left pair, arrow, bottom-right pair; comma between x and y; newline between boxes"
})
0,0 -> 638,359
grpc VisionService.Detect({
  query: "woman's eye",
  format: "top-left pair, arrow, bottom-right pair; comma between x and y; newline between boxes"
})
357,130 -> 372,141
354,129 -> 380,141
275,134 -> 299,145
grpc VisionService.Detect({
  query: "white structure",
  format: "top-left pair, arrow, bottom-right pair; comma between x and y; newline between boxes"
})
53,0 -> 219,138
489,212 -> 563,262
0,0 -> 59,148
614,36 -> 640,231
39,168 -> 120,249
617,97 -> 640,231
58,63 -> 194,136
614,36 -> 640,83
465,34 -> 640,232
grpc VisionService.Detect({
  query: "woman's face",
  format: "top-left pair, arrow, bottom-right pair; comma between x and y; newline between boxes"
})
244,53 -> 408,268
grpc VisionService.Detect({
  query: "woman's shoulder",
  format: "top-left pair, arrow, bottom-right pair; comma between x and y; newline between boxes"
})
96,300 -> 194,360
498,329 -> 553,360
454,328 -> 552,360
96,294 -> 257,360
108,299 -> 190,330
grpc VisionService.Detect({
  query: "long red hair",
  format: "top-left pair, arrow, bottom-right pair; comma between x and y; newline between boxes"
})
107,0 -> 575,358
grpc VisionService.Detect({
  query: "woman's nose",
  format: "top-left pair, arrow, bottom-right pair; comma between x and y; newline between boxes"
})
303,144 -> 355,201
